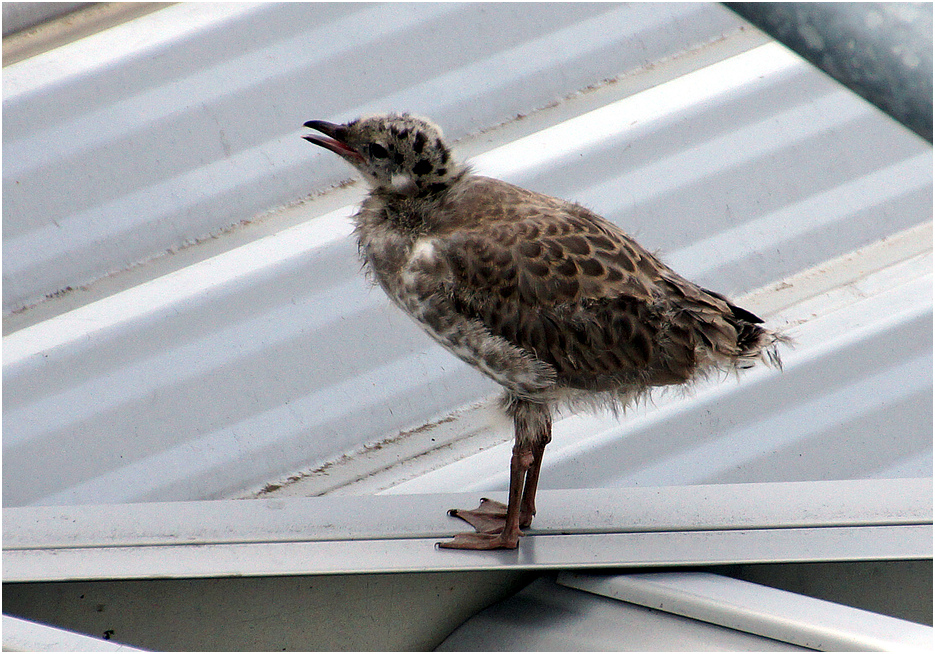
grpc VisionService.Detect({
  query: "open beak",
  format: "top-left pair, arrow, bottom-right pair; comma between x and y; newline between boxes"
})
303,120 -> 364,163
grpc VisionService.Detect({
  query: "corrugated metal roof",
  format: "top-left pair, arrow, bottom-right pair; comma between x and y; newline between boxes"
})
2,4 -> 932,650
3,3 -> 931,508
2,1 -> 747,315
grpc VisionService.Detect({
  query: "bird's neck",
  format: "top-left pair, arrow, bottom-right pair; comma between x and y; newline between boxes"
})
369,167 -> 472,234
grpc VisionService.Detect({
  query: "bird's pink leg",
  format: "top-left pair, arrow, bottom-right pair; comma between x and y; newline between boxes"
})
519,437 -> 548,528
439,401 -> 550,550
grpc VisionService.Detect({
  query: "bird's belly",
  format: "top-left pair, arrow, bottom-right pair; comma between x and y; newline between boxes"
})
386,285 -> 557,399
362,232 -> 557,398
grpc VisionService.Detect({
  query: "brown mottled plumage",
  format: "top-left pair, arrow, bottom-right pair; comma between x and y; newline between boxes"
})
303,113 -> 783,550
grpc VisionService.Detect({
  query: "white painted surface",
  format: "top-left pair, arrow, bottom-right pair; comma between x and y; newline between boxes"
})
4,479 -> 930,582
2,4 -> 931,512
559,571 -> 933,651
2,6 -> 932,650
2,2 -> 744,313
2,615 -> 143,652
440,576 -> 809,652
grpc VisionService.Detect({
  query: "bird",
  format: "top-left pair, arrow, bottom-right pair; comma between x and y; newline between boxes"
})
302,113 -> 783,550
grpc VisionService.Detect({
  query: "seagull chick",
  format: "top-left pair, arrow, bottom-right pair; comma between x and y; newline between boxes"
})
303,113 -> 783,550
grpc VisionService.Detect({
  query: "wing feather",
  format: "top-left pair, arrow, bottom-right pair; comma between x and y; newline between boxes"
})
434,190 -> 696,388
403,176 -> 767,392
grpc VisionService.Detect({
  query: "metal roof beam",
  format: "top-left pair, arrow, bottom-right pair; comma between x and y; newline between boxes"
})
4,478 -> 930,582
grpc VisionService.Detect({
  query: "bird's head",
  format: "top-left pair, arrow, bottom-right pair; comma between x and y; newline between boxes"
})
303,113 -> 463,196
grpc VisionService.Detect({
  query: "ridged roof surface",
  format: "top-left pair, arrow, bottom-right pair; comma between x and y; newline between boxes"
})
3,3 -> 931,509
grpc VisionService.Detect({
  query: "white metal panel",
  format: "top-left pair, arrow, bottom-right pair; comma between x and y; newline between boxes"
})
3,7 -> 931,508
3,479 -> 930,583
3,570 -> 525,652
441,571 -> 933,652
438,576 -> 809,652
6,478 -> 928,551
2,1 -> 745,314
1,615 -> 143,653
558,572 -> 933,651
15,523 -> 928,583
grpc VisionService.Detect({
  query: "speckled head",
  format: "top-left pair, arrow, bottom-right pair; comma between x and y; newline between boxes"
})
303,113 -> 463,196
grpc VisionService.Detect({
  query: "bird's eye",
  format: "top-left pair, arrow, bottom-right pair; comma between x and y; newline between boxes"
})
369,143 -> 389,159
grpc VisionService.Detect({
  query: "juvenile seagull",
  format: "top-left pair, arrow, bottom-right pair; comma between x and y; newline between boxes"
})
303,113 -> 782,550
